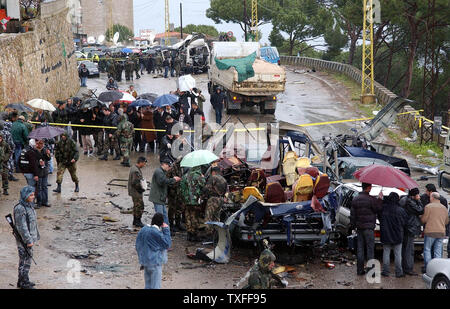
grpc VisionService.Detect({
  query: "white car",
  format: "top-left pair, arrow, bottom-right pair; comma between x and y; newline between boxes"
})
333,182 -> 424,248
423,258 -> 450,289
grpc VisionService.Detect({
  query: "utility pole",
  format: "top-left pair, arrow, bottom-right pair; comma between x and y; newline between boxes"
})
361,0 -> 375,104
165,0 -> 170,46
180,2 -> 183,39
243,0 -> 247,42
251,0 -> 258,41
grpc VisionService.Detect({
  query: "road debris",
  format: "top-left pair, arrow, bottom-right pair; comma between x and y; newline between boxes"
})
69,250 -> 102,259
103,216 -> 119,223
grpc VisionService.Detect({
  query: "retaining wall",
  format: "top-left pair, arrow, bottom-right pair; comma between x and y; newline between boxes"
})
0,6 -> 79,107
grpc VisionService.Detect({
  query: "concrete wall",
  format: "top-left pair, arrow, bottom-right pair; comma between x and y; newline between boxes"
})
0,7 -> 79,107
280,55 -> 448,145
80,0 -> 134,39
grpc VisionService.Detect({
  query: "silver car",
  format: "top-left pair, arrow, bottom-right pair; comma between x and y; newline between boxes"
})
423,258 -> 450,289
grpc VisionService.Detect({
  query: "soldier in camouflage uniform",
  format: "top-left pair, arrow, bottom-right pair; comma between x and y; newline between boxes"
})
52,101 -> 68,124
128,157 -> 147,227
155,53 -> 163,75
53,132 -> 79,193
107,59 -> 116,79
14,186 -> 40,289
180,165 -> 206,242
116,114 -> 134,167
203,166 -> 228,235
0,120 -> 18,182
0,133 -> 12,196
124,58 -> 134,81
246,249 -> 277,289
167,157 -> 185,232
133,57 -> 141,79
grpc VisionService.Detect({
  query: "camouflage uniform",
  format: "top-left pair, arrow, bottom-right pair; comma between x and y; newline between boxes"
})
0,133 -> 12,193
14,186 -> 40,288
180,166 -> 206,237
247,249 -> 277,289
203,174 -> 228,233
167,158 -> 184,227
128,164 -> 145,220
116,115 -> 134,165
54,133 -> 79,185
107,60 -> 116,79
133,58 -> 141,79
125,60 -> 134,81
155,54 -> 163,74
0,121 -> 15,177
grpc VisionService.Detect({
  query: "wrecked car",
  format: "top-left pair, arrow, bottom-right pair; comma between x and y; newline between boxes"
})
333,182 -> 424,249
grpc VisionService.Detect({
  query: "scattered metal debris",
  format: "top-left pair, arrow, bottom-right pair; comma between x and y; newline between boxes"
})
69,250 -> 102,259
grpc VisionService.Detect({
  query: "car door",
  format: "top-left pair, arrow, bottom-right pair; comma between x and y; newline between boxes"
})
335,186 -> 357,231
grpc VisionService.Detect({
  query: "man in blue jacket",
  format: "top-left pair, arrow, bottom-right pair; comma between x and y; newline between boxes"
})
135,213 -> 171,289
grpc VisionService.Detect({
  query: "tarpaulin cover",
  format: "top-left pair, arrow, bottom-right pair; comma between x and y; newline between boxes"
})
215,52 -> 257,82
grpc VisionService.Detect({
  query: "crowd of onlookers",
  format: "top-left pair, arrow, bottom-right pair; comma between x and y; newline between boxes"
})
351,183 -> 450,277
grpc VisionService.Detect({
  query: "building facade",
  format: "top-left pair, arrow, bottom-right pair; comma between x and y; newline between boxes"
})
80,0 -> 133,40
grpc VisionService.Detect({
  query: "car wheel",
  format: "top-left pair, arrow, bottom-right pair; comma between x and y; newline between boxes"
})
432,275 -> 450,289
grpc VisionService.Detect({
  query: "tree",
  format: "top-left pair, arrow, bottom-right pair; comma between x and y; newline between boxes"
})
206,0 -> 277,36
174,24 -> 219,37
323,23 -> 348,61
105,24 -> 134,43
271,0 -> 327,56
269,28 -> 284,47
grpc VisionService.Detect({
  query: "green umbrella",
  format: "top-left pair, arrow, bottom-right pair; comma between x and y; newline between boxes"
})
180,150 -> 219,168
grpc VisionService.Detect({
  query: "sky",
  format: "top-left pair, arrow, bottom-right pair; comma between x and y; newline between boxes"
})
133,0 -> 273,44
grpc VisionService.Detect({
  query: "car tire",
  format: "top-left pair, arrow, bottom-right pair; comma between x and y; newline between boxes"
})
432,275 -> 450,289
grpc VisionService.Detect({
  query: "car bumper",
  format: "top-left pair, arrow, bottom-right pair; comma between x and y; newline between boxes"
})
422,273 -> 433,289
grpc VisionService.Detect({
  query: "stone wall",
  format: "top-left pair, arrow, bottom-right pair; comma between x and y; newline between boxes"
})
0,7 -> 79,107
280,55 -> 448,145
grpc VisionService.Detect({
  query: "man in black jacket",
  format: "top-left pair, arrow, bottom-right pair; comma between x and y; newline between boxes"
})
99,107 -> 120,161
350,183 -> 383,275
380,192 -> 408,277
399,187 -> 424,276
78,63 -> 89,87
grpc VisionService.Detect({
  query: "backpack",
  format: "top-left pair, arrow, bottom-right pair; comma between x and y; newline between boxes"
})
18,147 -> 31,172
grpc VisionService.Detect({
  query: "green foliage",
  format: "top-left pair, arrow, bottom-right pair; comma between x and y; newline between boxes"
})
386,130 -> 443,165
322,24 -> 348,61
174,24 -> 219,37
268,28 -> 284,48
206,0 -> 277,33
105,24 -> 134,43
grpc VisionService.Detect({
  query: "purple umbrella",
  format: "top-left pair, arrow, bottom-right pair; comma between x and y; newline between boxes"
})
28,126 -> 66,140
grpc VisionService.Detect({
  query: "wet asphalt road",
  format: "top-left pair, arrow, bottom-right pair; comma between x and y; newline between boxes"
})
0,67 -> 436,289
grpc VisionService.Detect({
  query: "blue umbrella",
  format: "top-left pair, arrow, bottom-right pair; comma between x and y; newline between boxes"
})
129,99 -> 152,108
122,48 -> 133,53
153,94 -> 179,108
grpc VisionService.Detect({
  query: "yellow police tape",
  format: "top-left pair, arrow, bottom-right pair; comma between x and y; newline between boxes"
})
29,109 -> 427,133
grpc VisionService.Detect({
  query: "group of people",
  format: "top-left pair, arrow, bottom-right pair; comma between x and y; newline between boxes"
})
351,183 -> 450,278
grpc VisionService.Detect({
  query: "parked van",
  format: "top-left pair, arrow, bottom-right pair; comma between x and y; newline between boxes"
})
260,46 -> 280,65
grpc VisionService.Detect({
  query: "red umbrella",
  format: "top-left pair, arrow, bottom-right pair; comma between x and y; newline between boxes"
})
353,164 -> 418,190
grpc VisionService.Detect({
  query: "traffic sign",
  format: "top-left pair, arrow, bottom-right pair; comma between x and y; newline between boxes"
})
227,31 -> 233,38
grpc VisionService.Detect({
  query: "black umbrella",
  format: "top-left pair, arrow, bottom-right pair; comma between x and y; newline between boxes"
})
81,98 -> 108,109
5,103 -> 34,113
98,91 -> 124,103
138,93 -> 158,102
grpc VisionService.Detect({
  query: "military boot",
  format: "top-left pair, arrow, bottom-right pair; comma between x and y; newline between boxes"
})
133,217 -> 144,228
53,183 -> 61,193
113,155 -> 121,160
74,183 -> 79,193
3,189 -> 9,195
99,154 -> 108,161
